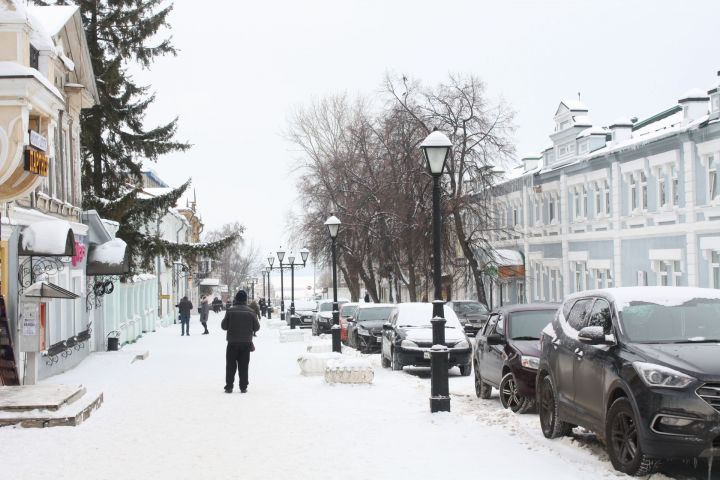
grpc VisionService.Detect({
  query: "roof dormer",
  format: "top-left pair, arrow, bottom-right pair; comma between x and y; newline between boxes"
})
709,70 -> 720,121
554,99 -> 589,132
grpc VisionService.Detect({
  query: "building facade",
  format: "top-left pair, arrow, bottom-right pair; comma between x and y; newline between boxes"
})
488,71 -> 720,307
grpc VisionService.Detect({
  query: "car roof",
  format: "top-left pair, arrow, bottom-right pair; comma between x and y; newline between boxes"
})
494,303 -> 559,314
357,303 -> 395,309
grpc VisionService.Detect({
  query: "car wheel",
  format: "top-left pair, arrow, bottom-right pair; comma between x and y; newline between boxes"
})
537,374 -> 573,438
459,364 -> 472,376
474,361 -> 492,399
500,372 -> 528,413
381,351 -> 390,368
606,397 -> 658,476
391,348 -> 403,371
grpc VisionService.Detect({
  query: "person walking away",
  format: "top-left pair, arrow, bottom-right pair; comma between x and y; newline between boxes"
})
212,296 -> 222,313
221,290 -> 260,393
259,298 -> 267,317
364,292 -> 370,303
176,296 -> 193,336
199,295 -> 210,334
249,298 -> 261,337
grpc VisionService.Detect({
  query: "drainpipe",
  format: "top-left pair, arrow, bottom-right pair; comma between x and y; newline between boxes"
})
156,215 -> 162,318
175,216 -> 185,302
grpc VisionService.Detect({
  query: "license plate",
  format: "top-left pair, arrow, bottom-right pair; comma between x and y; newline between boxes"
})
423,351 -> 430,359
376,337 -> 382,343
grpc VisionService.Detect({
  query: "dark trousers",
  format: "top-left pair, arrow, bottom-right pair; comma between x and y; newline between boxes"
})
225,342 -> 252,390
180,314 -> 190,335
201,321 -> 208,333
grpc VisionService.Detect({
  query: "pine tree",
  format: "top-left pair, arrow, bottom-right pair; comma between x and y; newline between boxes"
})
37,0 -> 238,273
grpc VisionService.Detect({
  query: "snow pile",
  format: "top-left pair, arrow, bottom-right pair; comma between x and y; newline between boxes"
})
296,352 -> 341,376
20,220 -> 72,255
267,319 -> 286,329
278,329 -> 304,343
324,358 -> 373,384
306,339 -> 332,353
88,238 -> 126,265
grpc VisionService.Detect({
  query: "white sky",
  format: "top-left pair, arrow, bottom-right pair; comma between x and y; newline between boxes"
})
134,0 -> 720,287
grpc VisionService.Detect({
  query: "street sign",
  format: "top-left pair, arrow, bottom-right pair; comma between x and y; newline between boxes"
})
160,294 -> 171,300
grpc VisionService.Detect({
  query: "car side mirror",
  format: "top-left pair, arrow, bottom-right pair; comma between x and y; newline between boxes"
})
486,333 -> 505,345
312,309 -> 317,313
578,326 -> 611,345
383,323 -> 392,330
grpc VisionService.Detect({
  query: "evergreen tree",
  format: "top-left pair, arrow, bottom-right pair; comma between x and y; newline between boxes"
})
37,0 -> 238,273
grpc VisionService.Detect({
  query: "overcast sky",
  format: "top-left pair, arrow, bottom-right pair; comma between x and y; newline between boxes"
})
134,0 -> 720,289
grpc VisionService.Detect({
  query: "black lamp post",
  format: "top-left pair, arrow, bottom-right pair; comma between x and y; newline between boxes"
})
420,128 -> 452,413
287,247 -> 310,329
324,215 -> 342,353
264,265 -> 272,319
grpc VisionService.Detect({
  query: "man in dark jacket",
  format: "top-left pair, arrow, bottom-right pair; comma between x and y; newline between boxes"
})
221,290 -> 260,393
176,296 -> 193,336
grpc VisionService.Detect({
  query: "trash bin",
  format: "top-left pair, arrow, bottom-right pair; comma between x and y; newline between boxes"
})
107,337 -> 119,351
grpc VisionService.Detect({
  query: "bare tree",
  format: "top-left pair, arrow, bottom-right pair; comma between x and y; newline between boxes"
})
204,222 -> 262,295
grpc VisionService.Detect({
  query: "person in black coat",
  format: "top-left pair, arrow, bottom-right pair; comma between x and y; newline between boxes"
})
221,290 -> 260,393
212,296 -> 223,313
176,296 -> 193,336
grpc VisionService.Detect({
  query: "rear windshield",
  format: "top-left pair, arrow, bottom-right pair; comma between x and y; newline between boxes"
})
508,310 -> 557,340
620,299 -> 720,343
453,302 -> 487,315
358,307 -> 394,322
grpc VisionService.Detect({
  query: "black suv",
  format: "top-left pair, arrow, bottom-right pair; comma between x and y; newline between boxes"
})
474,304 -> 559,413
537,287 -> 720,476
447,300 -> 489,336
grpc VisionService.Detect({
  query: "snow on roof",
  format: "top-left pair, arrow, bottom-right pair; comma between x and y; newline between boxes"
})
576,126 -> 608,139
521,153 -> 542,160
0,61 -> 63,99
88,238 -> 127,265
20,220 -> 73,255
679,87 -> 709,101
491,249 -> 524,266
561,99 -> 588,111
609,117 -> 633,127
572,115 -> 592,126
26,5 -> 77,36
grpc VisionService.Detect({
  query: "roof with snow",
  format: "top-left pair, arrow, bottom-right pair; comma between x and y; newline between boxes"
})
679,88 -> 710,102
26,5 -> 77,36
558,99 -> 588,113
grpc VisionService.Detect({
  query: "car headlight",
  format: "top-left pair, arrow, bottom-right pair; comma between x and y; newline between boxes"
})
520,355 -> 540,370
453,340 -> 470,349
632,362 -> 694,389
401,340 -> 418,349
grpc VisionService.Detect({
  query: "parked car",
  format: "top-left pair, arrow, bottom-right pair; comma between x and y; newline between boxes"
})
537,287 -> 720,476
473,303 -> 559,413
380,302 -> 471,375
447,300 -> 490,336
347,303 -> 395,353
311,299 -> 348,335
289,300 -> 317,328
339,303 -> 359,344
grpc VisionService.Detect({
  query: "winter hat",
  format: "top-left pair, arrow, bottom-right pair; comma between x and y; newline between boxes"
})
235,290 -> 248,304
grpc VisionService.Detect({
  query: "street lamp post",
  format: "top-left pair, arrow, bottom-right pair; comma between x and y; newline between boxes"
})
267,255 -> 275,319
324,215 -> 342,353
420,128 -> 453,413
286,247 -> 310,329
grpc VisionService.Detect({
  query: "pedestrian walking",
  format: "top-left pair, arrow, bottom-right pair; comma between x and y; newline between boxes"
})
364,292 -> 370,303
259,298 -> 267,317
199,295 -> 210,334
221,290 -> 260,393
176,296 -> 193,336
212,296 -> 223,313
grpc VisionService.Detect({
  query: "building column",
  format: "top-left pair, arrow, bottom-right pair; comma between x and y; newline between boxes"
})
611,160 -> 623,287
683,139 -> 698,286
560,172 -> 571,296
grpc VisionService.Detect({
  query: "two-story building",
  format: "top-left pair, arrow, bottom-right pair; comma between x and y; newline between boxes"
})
488,70 -> 720,307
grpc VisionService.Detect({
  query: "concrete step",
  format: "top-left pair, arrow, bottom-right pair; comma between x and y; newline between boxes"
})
0,385 -> 103,428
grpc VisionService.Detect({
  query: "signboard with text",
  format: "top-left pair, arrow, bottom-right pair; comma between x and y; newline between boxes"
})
24,149 -> 49,176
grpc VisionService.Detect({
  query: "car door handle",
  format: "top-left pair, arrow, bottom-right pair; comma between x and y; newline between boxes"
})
574,348 -> 584,360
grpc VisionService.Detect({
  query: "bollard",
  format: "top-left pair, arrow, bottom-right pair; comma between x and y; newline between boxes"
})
429,344 -> 450,412
331,324 -> 342,353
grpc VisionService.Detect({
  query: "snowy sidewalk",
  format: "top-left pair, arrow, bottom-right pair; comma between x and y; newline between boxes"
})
0,312 -> 677,479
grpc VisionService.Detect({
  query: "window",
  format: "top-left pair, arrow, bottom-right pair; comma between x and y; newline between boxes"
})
495,315 -> 505,336
517,282 -> 525,304
30,44 -> 39,70
582,186 -> 588,218
483,314 -> 499,336
534,263 -> 542,301
709,155 -> 718,202
658,173 -> 667,208
567,298 -> 593,331
512,207 -> 518,226
574,188 -> 581,218
671,166 -> 679,206
640,171 -> 648,210
573,262 -> 587,292
637,270 -> 648,286
629,172 -> 647,211
594,185 -> 601,216
604,181 -> 611,214
587,298 -> 612,331
657,260 -> 682,287
593,269 -> 612,289
549,198 -> 556,223
534,198 -> 541,224
712,251 -> 720,289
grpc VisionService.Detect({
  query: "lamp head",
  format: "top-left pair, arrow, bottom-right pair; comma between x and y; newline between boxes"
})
277,247 -> 285,263
267,254 -> 275,267
420,129 -> 452,175
324,214 -> 341,239
300,247 -> 310,264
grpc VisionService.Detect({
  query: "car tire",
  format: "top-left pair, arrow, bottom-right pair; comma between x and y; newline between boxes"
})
500,372 -> 529,413
391,348 -> 403,371
459,364 -> 472,376
474,362 -> 492,399
537,374 -> 573,438
606,397 -> 658,476
381,351 -> 390,368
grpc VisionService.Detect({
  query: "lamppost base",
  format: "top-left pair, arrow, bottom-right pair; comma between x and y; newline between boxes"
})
430,396 -> 451,413
281,312 -> 285,321
290,315 -> 300,329
331,326 -> 341,353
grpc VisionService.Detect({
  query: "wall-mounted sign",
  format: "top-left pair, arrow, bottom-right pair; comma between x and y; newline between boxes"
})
28,130 -> 47,152
24,149 -> 49,177
71,241 -> 86,267
160,294 -> 171,300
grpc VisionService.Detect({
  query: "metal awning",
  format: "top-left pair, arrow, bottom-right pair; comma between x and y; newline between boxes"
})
23,282 -> 79,299
18,220 -> 75,257
86,239 -> 129,276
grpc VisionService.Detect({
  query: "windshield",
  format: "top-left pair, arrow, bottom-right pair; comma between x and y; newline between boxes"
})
294,301 -> 316,311
508,310 -> 556,340
340,305 -> 358,317
620,299 -> 720,343
452,302 -> 487,315
357,307 -> 394,322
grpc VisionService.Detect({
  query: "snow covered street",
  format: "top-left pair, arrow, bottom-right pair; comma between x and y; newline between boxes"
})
0,312 -> 714,479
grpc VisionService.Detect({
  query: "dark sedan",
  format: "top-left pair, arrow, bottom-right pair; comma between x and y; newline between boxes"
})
289,300 -> 316,328
473,303 -> 559,413
537,287 -> 720,476
447,300 -> 489,336
380,302 -> 472,375
347,303 -> 394,353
